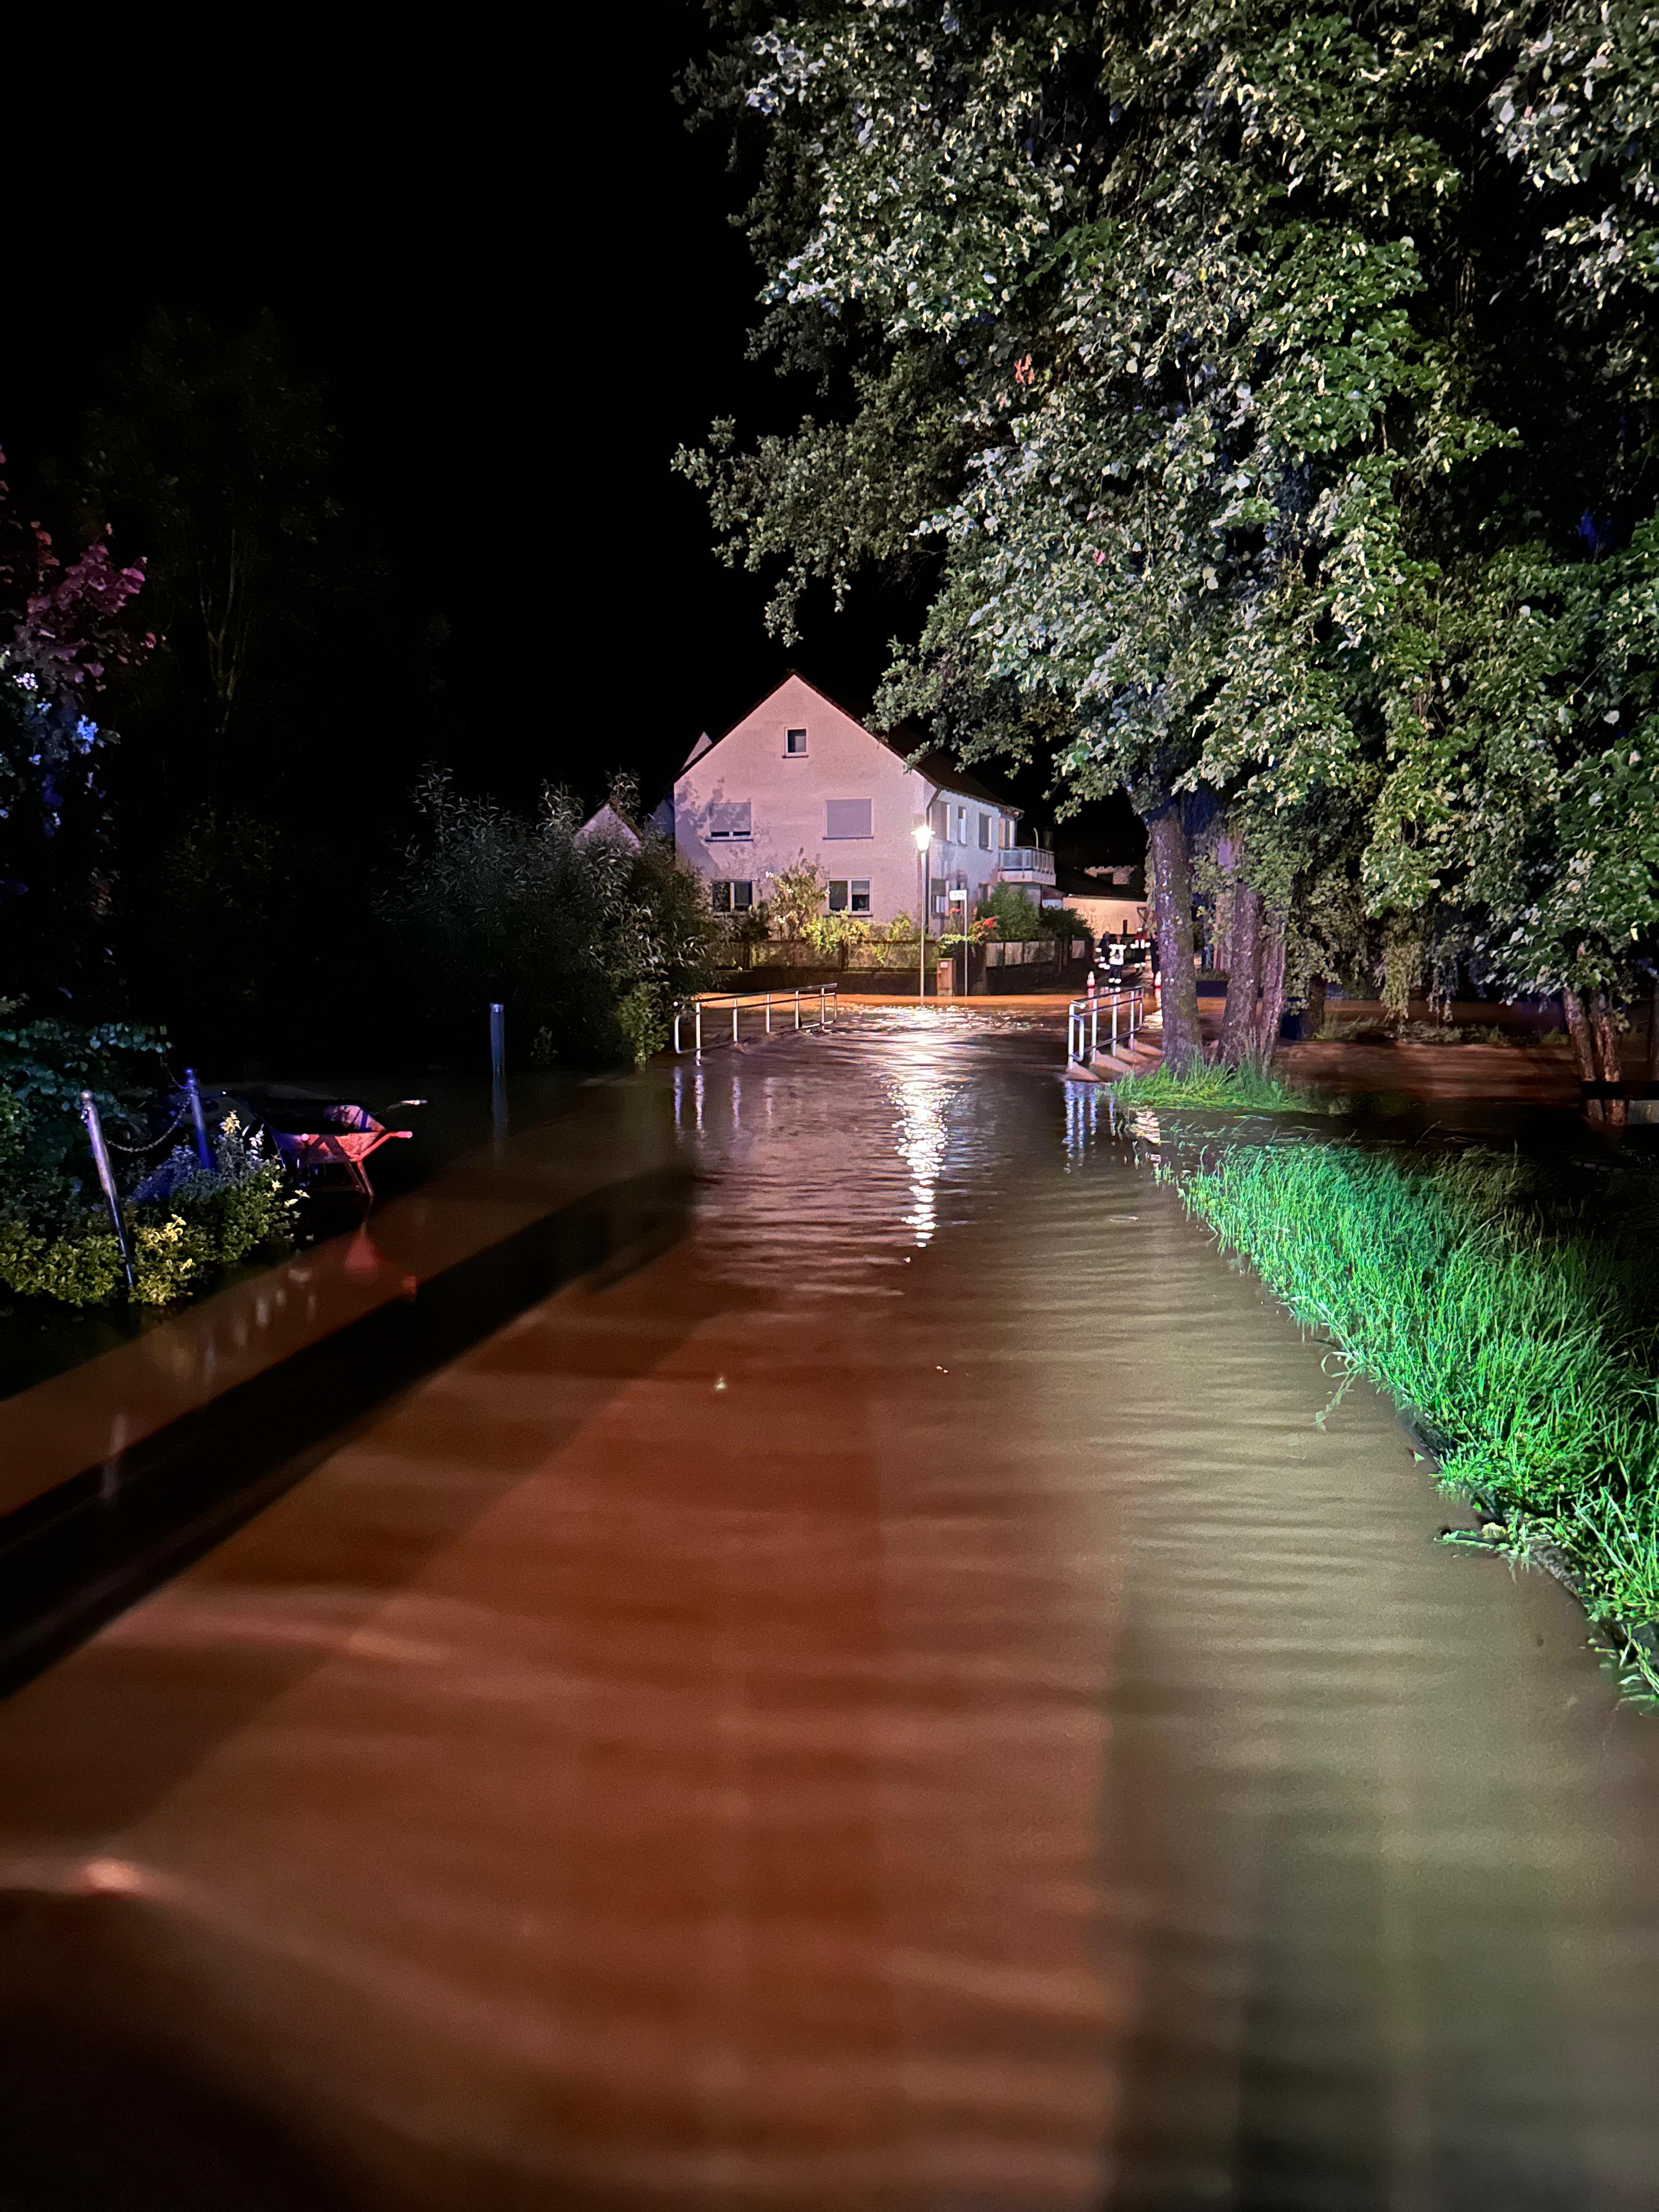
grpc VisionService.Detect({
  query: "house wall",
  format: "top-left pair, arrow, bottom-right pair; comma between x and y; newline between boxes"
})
1064,893 -> 1149,941
673,674 -> 1018,924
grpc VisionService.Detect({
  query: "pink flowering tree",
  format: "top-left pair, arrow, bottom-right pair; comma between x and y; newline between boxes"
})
0,449 -> 153,995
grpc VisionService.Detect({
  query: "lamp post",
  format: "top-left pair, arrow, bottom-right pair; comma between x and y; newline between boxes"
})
913,820 -> 932,1001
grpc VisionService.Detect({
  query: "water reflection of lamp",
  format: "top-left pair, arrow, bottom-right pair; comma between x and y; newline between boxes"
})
894,1070 -> 949,1245
913,821 -> 932,1002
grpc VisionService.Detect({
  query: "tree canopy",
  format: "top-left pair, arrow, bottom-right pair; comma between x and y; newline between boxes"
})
680,0 -> 1659,1073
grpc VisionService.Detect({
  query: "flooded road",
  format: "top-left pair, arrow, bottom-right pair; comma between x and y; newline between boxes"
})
0,1012 -> 1656,2209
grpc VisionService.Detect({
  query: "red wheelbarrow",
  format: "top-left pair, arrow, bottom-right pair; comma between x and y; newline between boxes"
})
267,1104 -> 412,1199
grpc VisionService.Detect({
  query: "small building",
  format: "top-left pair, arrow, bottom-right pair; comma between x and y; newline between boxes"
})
573,800 -> 646,853
670,673 -> 1040,926
1053,865 -> 1149,944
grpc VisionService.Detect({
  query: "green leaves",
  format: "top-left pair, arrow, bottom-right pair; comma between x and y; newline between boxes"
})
685,0 -> 1659,1014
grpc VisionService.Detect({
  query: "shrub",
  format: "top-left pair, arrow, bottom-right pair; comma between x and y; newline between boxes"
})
383,772 -> 719,1066
616,984 -> 672,1065
0,1036 -> 298,1308
974,884 -> 1045,940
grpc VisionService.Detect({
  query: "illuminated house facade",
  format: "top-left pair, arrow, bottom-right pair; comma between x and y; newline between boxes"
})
671,673 -> 1036,926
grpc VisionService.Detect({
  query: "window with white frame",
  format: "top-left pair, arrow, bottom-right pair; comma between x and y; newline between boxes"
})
785,727 -> 807,755
710,880 -> 754,914
978,811 -> 992,849
827,879 -> 871,914
708,800 -> 751,840
932,884 -> 950,913
825,798 -> 872,839
929,799 -> 949,839
998,815 -> 1014,848
956,804 -> 968,843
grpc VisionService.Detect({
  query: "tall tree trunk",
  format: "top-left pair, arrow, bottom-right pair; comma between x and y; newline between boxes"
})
1591,991 -> 1628,1129
1562,988 -> 1604,1124
1304,975 -> 1329,1037
1255,911 -> 1288,1063
1219,876 -> 1261,1066
1146,806 -> 1203,1070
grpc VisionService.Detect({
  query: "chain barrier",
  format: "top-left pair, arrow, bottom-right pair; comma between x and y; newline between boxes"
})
102,1105 -> 194,1155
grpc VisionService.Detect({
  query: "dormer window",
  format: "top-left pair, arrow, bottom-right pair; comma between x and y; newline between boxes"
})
785,728 -> 808,756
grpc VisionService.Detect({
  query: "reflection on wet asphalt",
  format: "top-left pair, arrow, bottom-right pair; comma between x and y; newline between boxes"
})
0,1009 -> 1656,2209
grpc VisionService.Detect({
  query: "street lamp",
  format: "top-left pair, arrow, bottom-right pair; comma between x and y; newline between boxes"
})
913,820 -> 932,1001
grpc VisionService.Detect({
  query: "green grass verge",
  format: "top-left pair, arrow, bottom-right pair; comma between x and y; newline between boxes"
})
1156,1142 -> 1659,1699
1110,1060 -> 1333,1114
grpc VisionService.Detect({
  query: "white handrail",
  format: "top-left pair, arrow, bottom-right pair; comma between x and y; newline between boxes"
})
672,984 -> 839,1054
1065,988 -> 1146,1068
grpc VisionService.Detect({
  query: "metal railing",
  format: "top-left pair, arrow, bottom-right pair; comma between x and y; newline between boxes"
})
1066,988 -> 1147,1068
673,984 -> 839,1054
996,846 -> 1057,882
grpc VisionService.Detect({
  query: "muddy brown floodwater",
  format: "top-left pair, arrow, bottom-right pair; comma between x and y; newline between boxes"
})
0,1011 -> 1656,2210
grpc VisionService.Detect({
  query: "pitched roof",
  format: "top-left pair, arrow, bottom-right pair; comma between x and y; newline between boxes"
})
686,670 -> 1023,816
575,801 -> 645,850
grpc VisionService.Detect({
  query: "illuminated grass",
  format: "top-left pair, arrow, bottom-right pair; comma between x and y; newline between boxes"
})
1109,1060 -> 1332,1114
1157,1143 -> 1659,1699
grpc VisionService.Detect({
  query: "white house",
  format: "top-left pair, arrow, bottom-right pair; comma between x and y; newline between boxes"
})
672,673 -> 1047,927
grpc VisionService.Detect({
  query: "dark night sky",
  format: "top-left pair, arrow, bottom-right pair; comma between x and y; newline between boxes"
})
1,8 -> 1138,866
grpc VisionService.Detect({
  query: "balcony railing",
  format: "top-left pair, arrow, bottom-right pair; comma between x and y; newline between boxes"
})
996,847 -> 1056,882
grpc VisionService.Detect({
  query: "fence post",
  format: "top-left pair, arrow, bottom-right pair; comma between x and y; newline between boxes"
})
819,984 -> 826,1026
80,1092 -> 136,1294
1091,1001 -> 1099,1062
184,1067 -> 213,1172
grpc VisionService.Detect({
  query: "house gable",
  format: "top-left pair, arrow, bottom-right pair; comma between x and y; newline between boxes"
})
673,673 -> 1025,926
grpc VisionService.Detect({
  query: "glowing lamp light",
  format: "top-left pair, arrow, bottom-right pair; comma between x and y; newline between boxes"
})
913,822 -> 932,852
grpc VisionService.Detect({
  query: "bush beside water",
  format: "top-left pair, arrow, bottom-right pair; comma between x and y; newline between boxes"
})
1154,1134 -> 1659,1696
0,1013 -> 296,1310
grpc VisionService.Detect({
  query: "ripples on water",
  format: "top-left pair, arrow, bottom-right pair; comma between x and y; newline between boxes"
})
0,1011 -> 1655,2209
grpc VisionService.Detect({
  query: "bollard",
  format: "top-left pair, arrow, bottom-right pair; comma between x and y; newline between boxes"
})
732,1000 -> 739,1045
184,1067 -> 213,1172
794,991 -> 801,1031
80,1092 -> 136,1293
489,1002 -> 507,1143
695,1001 -> 703,1054
765,994 -> 772,1035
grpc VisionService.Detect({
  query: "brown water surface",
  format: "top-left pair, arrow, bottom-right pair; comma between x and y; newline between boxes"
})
0,1013 -> 1655,2209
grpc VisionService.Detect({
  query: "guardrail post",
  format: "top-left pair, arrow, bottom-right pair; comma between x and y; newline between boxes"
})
80,1091 -> 137,1293
184,1066 -> 214,1171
